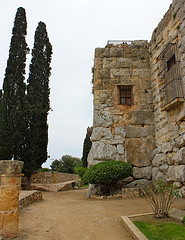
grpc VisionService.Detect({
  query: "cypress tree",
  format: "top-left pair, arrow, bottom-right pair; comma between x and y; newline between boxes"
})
81,133 -> 92,168
0,7 -> 29,160
23,22 -> 52,187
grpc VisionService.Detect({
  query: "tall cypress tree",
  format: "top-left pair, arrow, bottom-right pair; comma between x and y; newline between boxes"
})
22,22 -> 52,186
0,7 -> 29,160
81,133 -> 92,168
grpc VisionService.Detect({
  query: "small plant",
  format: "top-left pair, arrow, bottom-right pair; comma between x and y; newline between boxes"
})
173,12 -> 177,19
140,180 -> 182,218
82,161 -> 133,194
75,167 -> 88,178
182,216 -> 185,226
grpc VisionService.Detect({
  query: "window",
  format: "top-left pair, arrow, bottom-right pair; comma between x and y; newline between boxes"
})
118,85 -> 132,105
158,43 -> 184,110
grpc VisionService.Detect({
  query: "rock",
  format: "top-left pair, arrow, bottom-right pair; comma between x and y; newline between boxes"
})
173,147 -> 185,165
175,133 -> 185,147
86,184 -> 109,198
87,142 -> 121,166
179,186 -> 185,197
174,165 -> 185,182
91,127 -> 113,141
94,110 -> 113,128
161,142 -> 173,153
173,182 -> 182,188
159,163 -> 169,173
124,126 -> 149,138
122,188 -> 140,198
114,127 -> 126,138
117,144 -> 125,154
133,167 -> 152,180
125,179 -> 153,190
152,154 -> 166,166
166,166 -> 175,182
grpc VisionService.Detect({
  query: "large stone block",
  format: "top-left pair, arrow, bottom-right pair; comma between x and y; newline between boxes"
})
124,126 -> 149,138
91,127 -> 113,141
174,165 -> 185,182
87,142 -> 121,166
109,47 -> 122,57
152,154 -> 167,167
0,160 -> 23,176
0,188 -> 19,211
2,212 -> 19,238
125,139 -> 153,167
93,110 -> 113,128
125,179 -> 153,189
161,142 -> 173,153
130,111 -> 154,125
173,147 -> 185,165
133,166 -> 152,180
166,166 -> 175,182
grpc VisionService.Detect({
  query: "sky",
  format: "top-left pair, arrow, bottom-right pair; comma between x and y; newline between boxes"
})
0,0 -> 172,168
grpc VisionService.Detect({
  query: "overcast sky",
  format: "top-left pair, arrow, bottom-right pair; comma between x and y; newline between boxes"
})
0,0 -> 172,168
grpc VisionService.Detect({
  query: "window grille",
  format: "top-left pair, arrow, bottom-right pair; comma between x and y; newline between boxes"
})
158,43 -> 184,109
118,85 -> 132,105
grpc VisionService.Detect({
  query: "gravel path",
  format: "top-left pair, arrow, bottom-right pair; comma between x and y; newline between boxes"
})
18,189 -> 185,240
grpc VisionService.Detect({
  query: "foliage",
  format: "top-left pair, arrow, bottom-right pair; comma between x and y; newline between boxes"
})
82,161 -> 133,194
0,7 -> 29,160
81,133 -> 92,168
75,167 -> 88,178
140,180 -> 182,218
182,216 -> 185,226
50,155 -> 82,174
134,221 -> 185,240
37,168 -> 50,172
22,21 -> 52,185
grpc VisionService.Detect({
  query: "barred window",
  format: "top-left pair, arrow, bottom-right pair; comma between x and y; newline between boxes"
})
118,85 -> 132,105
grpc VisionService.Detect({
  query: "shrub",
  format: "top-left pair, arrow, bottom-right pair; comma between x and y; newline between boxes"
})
75,167 -> 88,178
37,168 -> 50,172
140,180 -> 182,218
82,161 -> 133,194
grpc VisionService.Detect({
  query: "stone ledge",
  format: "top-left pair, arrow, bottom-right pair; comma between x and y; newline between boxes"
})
121,213 -> 152,240
19,191 -> 42,210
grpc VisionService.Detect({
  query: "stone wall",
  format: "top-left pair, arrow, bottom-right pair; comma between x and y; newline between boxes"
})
88,0 -> 185,190
88,41 -> 156,181
22,172 -> 79,185
149,0 -> 185,190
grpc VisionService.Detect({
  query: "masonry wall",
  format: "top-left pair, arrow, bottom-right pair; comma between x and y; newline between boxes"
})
88,41 -> 156,181
149,0 -> 185,189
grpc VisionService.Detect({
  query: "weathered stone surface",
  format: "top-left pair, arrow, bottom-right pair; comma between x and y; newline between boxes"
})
117,144 -> 125,154
125,179 -> 153,189
93,110 -> 113,128
0,189 -> 19,211
131,111 -> 154,125
124,126 -> 149,138
166,166 -> 175,182
87,142 -> 121,166
179,186 -> 185,197
86,184 -> 109,198
114,127 -> 126,138
122,188 -> 140,197
126,139 -> 153,167
133,167 -> 152,180
173,182 -> 182,188
159,163 -> 169,173
161,142 -> 173,153
0,160 -> 23,175
152,154 -> 166,167
175,133 -> 185,148
2,212 -> 19,238
173,147 -> 185,165
91,127 -> 113,141
174,165 -> 185,182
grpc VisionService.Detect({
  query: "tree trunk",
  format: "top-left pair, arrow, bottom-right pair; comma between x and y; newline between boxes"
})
25,175 -> 31,190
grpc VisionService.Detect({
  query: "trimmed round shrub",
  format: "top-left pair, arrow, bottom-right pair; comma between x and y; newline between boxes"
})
75,167 -> 88,178
82,161 -> 133,193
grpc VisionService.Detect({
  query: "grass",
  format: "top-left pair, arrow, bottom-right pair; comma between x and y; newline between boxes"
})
133,221 -> 185,240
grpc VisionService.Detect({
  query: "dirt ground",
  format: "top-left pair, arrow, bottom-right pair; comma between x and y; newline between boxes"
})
18,189 -> 185,240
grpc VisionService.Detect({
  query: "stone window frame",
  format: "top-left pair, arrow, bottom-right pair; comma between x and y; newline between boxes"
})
157,43 -> 184,111
117,85 -> 133,105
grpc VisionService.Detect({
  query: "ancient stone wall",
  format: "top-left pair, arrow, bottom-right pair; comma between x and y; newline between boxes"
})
88,0 -> 185,190
22,172 -> 79,185
88,41 -> 156,181
149,0 -> 185,190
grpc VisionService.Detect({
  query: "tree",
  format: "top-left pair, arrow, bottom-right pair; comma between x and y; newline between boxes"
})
81,133 -> 92,168
0,7 -> 29,160
50,155 -> 82,174
22,21 -> 52,187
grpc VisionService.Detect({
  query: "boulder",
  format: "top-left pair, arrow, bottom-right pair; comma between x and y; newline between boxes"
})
86,184 -> 109,198
124,179 -> 153,190
133,166 -> 152,180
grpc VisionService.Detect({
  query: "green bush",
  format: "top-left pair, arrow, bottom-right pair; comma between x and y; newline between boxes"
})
75,167 -> 88,178
37,168 -> 50,172
82,161 -> 133,193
